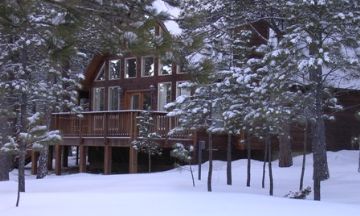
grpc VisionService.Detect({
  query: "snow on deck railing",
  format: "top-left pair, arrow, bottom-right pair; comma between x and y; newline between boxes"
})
52,110 -> 169,115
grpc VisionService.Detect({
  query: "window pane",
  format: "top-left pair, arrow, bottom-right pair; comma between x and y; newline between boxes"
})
109,87 -> 120,110
96,64 -> 105,81
159,60 -> 172,75
109,59 -> 121,80
143,92 -> 151,110
177,64 -> 186,74
131,95 -> 140,109
142,57 -> 154,77
125,58 -> 137,78
93,88 -> 105,111
176,82 -> 191,97
158,83 -> 172,111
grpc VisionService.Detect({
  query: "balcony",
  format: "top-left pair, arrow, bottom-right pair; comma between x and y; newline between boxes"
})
51,110 -> 193,145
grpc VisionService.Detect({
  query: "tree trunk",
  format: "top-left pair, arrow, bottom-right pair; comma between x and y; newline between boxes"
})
189,163 -> 195,187
37,146 -> 49,179
310,42 -> 329,201
267,135 -> 273,196
148,151 -> 151,173
299,121 -> 308,190
311,106 -> 329,201
358,136 -> 360,173
0,152 -> 10,181
207,132 -> 213,192
226,133 -> 232,185
278,123 -> 293,167
18,92 -> 27,194
246,135 -> 251,187
262,141 -> 267,189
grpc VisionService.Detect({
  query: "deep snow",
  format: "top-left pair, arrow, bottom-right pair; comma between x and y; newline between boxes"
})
1,150 -> 360,216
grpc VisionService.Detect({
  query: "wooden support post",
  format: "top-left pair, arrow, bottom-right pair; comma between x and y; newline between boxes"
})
31,150 -> 38,175
104,144 -> 112,175
47,145 -> 53,170
62,146 -> 69,167
129,147 -> 138,173
129,112 -> 138,173
79,145 -> 87,173
55,145 -> 62,176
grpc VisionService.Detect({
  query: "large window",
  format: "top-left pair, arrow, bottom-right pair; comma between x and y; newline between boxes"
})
108,86 -> 121,110
159,59 -> 172,76
158,82 -> 172,111
176,64 -> 187,74
95,63 -> 106,81
176,81 -> 191,98
93,87 -> 105,111
125,58 -> 137,78
141,56 -> 155,77
109,59 -> 121,80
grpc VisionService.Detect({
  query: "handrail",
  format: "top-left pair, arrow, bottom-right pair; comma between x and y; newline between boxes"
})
51,110 -> 190,139
52,110 -> 168,115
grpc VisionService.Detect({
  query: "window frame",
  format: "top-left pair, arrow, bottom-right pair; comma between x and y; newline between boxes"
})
158,59 -> 173,76
141,56 -> 155,77
157,82 -> 172,111
124,57 -> 137,79
176,81 -> 191,98
108,59 -> 121,80
94,63 -> 106,81
176,64 -> 187,74
108,86 -> 121,111
92,87 -> 105,111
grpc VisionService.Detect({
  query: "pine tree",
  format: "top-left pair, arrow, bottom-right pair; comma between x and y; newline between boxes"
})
132,111 -> 162,172
171,143 -> 195,187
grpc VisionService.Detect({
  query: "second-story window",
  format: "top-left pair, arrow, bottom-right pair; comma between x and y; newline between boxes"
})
108,86 -> 121,110
158,82 -> 172,111
95,63 -> 106,81
159,59 -> 172,76
141,56 -> 155,77
93,87 -> 105,111
176,64 -> 187,74
109,59 -> 121,80
125,58 -> 137,78
176,81 -> 191,98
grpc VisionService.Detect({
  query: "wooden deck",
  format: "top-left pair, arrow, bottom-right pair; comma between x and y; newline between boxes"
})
47,110 -> 194,175
52,110 -> 192,144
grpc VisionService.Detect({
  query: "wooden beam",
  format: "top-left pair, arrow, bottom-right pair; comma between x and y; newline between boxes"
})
79,145 -> 87,173
55,145 -> 62,176
62,146 -> 69,167
129,147 -> 138,173
31,150 -> 38,175
104,144 -> 112,175
47,146 -> 53,170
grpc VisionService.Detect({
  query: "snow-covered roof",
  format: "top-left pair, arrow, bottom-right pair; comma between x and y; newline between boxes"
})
152,0 -> 182,36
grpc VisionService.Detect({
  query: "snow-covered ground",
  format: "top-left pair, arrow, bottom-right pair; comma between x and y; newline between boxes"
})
1,150 -> 360,216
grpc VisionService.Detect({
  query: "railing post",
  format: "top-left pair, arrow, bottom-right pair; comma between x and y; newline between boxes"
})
129,111 -> 138,173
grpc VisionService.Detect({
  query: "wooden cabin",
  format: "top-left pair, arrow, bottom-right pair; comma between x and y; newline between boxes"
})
41,23 -> 203,175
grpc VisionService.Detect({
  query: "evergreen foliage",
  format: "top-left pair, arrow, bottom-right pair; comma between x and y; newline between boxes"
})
132,111 -> 162,172
168,0 -> 360,200
171,143 -> 195,187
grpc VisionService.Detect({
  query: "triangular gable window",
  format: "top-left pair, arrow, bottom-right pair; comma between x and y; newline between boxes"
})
95,63 -> 106,81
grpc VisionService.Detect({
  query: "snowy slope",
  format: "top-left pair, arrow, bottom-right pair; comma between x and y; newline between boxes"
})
0,151 -> 360,216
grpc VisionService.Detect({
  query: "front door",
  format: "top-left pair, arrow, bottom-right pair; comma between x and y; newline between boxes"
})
126,91 -> 152,110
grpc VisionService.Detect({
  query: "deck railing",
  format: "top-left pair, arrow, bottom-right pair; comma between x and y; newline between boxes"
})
51,110 -> 191,139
